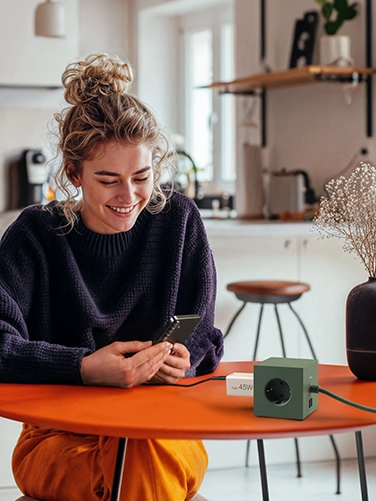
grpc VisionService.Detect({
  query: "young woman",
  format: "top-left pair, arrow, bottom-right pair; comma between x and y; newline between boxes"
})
0,53 -> 223,500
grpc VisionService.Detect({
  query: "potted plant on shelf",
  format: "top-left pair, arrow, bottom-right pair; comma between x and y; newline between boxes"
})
313,163 -> 376,380
315,0 -> 358,66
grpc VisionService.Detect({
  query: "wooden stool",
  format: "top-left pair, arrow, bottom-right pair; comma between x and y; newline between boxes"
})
225,280 -> 316,360
225,279 -> 341,494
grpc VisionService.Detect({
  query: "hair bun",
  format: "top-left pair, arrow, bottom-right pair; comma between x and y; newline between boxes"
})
62,53 -> 134,105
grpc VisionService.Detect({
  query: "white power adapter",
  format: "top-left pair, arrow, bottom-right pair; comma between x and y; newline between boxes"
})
226,372 -> 254,397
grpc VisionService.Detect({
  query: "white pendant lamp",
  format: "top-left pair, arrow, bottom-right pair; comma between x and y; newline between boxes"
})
35,0 -> 65,38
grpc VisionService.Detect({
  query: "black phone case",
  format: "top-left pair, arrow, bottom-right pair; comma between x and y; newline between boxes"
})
155,314 -> 201,344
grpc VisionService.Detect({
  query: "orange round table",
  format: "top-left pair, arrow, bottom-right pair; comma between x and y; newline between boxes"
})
0,361 -> 375,501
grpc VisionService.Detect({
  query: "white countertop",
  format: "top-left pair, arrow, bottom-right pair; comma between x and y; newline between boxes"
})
202,216 -> 315,237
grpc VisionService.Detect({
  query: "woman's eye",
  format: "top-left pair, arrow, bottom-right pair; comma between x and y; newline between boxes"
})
134,176 -> 149,183
100,180 -> 117,186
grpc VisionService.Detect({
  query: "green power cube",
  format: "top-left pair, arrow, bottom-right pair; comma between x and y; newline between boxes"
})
254,357 -> 318,420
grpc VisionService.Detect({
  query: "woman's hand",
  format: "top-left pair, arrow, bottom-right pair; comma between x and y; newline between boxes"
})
149,343 -> 191,385
80,340 -> 173,388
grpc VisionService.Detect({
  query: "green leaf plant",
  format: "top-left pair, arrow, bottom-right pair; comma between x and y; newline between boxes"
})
315,0 -> 358,35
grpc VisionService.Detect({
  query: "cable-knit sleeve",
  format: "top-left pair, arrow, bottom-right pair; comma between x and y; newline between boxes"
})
0,209 -> 90,384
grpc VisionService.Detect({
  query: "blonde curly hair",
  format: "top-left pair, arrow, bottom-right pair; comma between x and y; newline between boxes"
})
52,53 -> 175,230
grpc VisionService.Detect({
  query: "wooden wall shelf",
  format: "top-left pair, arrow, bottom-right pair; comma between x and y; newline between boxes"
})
207,66 -> 376,95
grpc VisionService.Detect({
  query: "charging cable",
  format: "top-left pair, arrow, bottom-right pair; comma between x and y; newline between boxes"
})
154,376 -> 227,388
159,373 -> 254,396
310,385 -> 376,414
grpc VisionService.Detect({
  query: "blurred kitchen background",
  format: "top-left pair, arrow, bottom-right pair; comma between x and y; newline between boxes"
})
1,0 -> 376,498
0,0 -> 375,217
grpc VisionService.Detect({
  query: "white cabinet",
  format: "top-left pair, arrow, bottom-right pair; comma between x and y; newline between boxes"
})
0,0 -> 79,87
206,223 -> 367,365
209,233 -> 299,362
297,236 -> 367,365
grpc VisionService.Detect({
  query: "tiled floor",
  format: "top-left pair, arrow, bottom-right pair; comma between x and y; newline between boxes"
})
1,458 -> 375,500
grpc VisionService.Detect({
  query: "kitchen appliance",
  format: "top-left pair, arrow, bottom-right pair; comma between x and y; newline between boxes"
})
8,149 -> 49,209
268,169 -> 315,216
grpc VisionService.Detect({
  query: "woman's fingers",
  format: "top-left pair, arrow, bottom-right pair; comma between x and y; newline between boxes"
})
125,342 -> 173,386
150,343 -> 191,384
80,341 -> 172,388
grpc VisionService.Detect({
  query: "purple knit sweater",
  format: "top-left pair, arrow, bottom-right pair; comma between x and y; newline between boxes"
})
0,192 -> 223,384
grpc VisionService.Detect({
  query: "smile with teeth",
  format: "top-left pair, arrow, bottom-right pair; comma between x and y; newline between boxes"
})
109,205 -> 135,214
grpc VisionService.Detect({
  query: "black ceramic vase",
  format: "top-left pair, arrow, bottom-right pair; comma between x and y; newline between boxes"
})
346,277 -> 376,380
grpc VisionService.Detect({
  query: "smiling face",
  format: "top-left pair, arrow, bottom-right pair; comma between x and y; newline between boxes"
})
69,141 -> 154,234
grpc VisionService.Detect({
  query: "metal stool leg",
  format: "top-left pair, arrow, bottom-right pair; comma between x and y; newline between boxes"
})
224,302 -> 247,338
288,302 -> 341,493
274,304 -> 287,357
110,437 -> 128,501
274,305 -> 302,478
245,439 -> 251,467
287,302 -> 317,359
252,303 -> 265,361
329,434 -> 341,494
355,431 -> 369,501
294,437 -> 302,478
257,439 -> 270,501
246,303 -> 265,467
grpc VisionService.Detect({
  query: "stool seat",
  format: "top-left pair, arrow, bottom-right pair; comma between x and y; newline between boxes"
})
226,280 -> 310,296
226,280 -> 310,304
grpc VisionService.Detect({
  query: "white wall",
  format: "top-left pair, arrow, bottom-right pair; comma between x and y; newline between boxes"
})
0,0 -> 79,87
0,0 -> 129,213
137,11 -> 179,131
79,0 -> 128,59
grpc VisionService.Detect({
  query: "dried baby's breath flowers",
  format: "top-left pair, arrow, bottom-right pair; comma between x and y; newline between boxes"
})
313,163 -> 376,277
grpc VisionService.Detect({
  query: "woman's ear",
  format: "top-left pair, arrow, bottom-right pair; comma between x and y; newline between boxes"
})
66,163 -> 81,188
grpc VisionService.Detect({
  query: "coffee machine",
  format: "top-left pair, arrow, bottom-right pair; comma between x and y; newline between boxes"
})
9,149 -> 49,209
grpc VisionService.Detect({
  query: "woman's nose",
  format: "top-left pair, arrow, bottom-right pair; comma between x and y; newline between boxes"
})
116,183 -> 135,203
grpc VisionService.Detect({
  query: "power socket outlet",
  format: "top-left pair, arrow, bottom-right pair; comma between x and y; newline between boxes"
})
254,357 -> 318,420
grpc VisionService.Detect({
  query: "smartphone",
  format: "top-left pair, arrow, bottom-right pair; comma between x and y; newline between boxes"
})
154,314 -> 201,345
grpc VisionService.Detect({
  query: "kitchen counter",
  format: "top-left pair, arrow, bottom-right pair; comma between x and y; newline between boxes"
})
202,216 -> 315,237
0,209 -> 316,239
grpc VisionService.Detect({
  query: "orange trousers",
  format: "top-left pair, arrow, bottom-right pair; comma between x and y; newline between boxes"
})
12,424 -> 208,501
